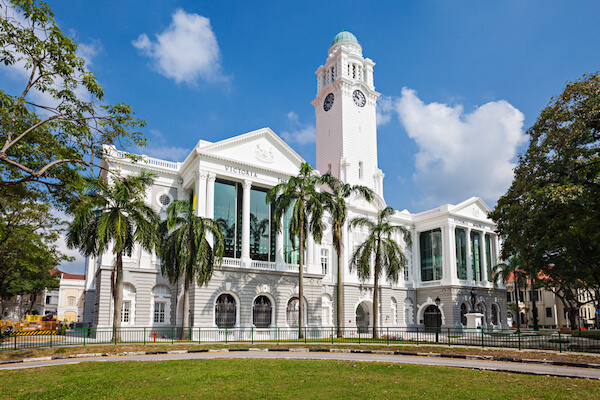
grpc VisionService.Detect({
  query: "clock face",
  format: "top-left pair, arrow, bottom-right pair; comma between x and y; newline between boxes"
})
323,93 -> 335,111
353,90 -> 366,107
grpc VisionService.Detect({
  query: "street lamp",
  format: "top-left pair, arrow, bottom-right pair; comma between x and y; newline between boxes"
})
435,297 -> 441,343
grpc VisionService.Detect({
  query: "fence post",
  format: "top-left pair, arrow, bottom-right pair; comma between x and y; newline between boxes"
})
558,330 -> 562,353
481,329 -> 484,348
171,326 -> 174,344
448,328 -> 451,347
358,328 -> 361,345
332,327 -> 334,344
304,327 -> 307,344
14,333 -> 17,350
114,327 -> 117,345
143,327 -> 146,346
276,327 -> 279,345
518,329 -> 521,351
387,327 -> 390,346
50,329 -> 53,348
83,328 -> 86,347
198,327 -> 201,344
416,327 -> 419,346
225,327 -> 228,344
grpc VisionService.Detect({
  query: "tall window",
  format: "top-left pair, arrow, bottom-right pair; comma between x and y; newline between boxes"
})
252,296 -> 272,328
121,301 -> 130,323
154,302 -> 165,323
214,180 -> 241,258
215,294 -> 237,327
250,187 -> 273,261
358,161 -> 363,179
283,205 -> 300,264
67,296 -> 76,306
420,229 -> 443,281
470,232 -> 482,281
321,249 -> 329,275
455,228 -> 467,280
485,235 -> 493,282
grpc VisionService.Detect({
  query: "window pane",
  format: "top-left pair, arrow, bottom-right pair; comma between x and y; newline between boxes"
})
321,249 -> 329,275
471,232 -> 482,281
485,235 -> 493,282
420,229 -> 442,281
286,297 -> 300,327
214,181 -> 238,258
121,301 -> 130,323
283,204 -> 299,264
250,188 -> 270,261
215,294 -> 236,327
253,295 -> 272,327
455,228 -> 467,280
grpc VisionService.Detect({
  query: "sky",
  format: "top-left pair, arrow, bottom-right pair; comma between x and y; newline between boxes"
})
3,0 -> 600,273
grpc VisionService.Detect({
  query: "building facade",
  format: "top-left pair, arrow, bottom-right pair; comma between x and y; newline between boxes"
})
83,31 -> 507,331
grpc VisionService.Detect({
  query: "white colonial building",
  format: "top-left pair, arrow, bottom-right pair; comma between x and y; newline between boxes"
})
83,31 -> 507,331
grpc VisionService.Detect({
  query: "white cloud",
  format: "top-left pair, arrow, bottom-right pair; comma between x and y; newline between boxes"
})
50,209 -> 87,275
391,88 -> 526,208
280,112 -> 316,145
132,9 -> 225,84
376,95 -> 395,126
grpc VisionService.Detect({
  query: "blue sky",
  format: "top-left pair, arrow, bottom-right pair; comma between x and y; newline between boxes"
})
3,1 -> 600,273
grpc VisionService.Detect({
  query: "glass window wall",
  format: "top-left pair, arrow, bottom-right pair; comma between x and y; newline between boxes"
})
471,232 -> 482,281
485,234 -> 493,282
250,187 -> 271,261
214,180 -> 242,258
455,228 -> 467,280
420,228 -> 443,281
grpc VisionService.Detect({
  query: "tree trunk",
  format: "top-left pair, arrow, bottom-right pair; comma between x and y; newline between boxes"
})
336,244 -> 343,338
531,275 -> 538,330
373,254 -> 380,339
112,252 -> 123,342
514,276 -> 520,330
182,278 -> 190,340
298,228 -> 305,339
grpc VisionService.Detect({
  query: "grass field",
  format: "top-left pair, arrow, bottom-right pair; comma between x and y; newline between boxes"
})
1,359 -> 599,399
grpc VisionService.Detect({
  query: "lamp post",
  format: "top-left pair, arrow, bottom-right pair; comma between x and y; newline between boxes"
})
435,297 -> 441,343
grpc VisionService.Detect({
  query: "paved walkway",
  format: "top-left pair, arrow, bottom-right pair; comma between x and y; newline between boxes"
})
1,349 -> 599,380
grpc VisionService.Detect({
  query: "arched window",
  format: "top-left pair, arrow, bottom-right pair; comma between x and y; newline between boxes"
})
215,294 -> 237,327
404,298 -> 414,325
151,285 -> 171,326
391,297 -> 397,325
120,284 -> 136,325
460,303 -> 468,326
287,297 -> 308,327
491,304 -> 499,326
321,295 -> 332,326
253,295 -> 272,328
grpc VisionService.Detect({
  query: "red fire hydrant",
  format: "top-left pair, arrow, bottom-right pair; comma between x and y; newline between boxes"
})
152,332 -> 158,342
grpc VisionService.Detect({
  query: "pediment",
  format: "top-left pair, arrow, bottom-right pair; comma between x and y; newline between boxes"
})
451,197 -> 493,222
197,128 -> 304,175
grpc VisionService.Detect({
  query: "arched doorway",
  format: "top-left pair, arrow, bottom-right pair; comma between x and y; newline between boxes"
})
355,302 -> 371,333
215,294 -> 237,327
423,305 -> 442,329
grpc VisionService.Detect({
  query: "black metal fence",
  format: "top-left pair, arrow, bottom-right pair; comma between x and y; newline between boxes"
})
2,326 -> 599,353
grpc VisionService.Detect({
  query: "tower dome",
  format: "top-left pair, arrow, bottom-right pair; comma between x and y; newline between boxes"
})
331,30 -> 359,46
328,29 -> 362,57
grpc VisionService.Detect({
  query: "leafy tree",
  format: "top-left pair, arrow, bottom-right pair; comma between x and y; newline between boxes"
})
266,162 -> 332,338
158,200 -> 224,337
320,171 -> 373,336
0,187 -> 65,306
491,72 -> 600,321
66,171 -> 158,336
0,0 -> 145,206
349,206 -> 411,338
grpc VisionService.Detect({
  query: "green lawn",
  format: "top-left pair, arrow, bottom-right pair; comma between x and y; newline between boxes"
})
1,359 -> 599,399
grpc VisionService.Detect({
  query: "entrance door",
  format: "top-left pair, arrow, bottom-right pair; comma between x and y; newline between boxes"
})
423,305 -> 441,330
356,303 -> 370,333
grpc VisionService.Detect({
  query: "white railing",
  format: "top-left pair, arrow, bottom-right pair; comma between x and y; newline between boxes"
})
222,257 -> 242,267
107,147 -> 180,171
251,261 -> 277,270
285,263 -> 307,272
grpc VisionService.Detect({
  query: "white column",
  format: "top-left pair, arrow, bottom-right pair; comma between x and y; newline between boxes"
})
195,170 -> 208,217
442,224 -> 457,286
307,234 -> 315,272
466,228 -> 473,282
241,180 -> 252,264
480,231 -> 487,283
276,230 -> 284,267
412,229 -> 419,285
206,173 -> 216,244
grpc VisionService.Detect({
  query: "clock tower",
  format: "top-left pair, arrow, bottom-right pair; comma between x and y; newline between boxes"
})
312,30 -> 384,196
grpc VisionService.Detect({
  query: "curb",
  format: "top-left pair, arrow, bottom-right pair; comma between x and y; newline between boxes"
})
3,347 -> 600,372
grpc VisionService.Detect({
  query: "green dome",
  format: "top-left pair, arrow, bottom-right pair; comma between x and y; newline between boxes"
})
331,30 -> 359,46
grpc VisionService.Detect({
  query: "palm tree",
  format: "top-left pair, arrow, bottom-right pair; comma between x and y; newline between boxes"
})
266,162 -> 332,338
493,255 -> 526,329
320,172 -> 373,337
158,200 -> 224,339
66,171 -> 159,338
350,206 -> 411,339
